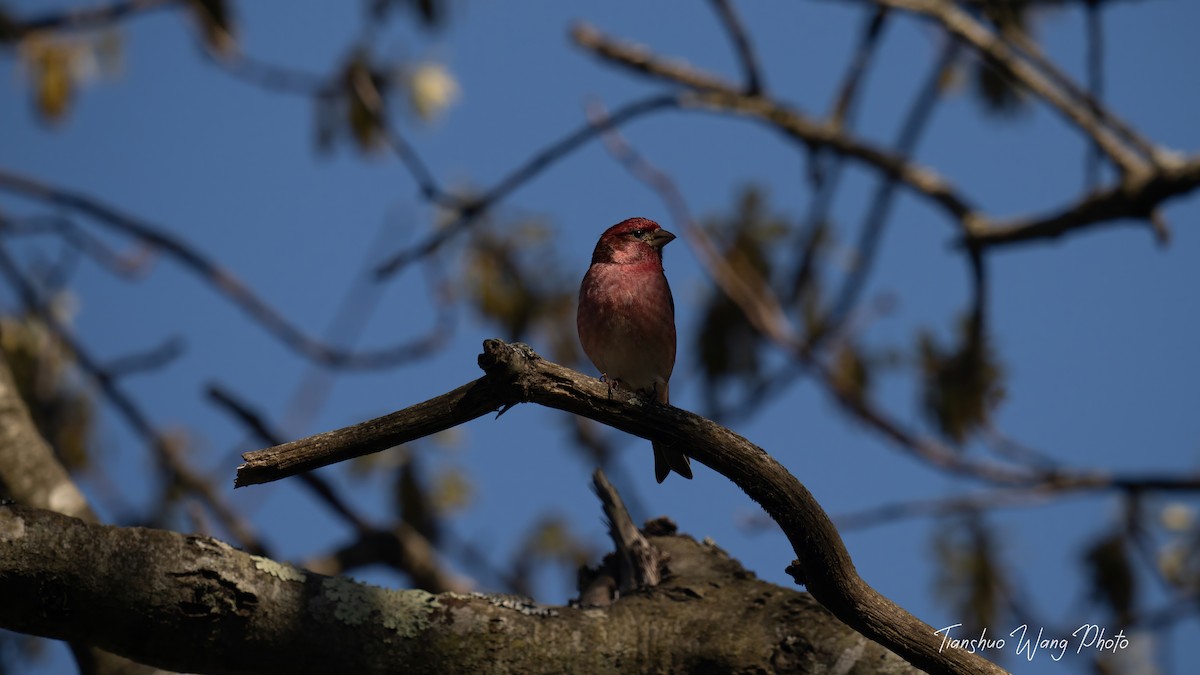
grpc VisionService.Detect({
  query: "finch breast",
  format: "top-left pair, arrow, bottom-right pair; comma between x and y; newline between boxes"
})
577,260 -> 676,399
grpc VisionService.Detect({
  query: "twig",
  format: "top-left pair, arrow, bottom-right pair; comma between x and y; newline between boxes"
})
206,384 -> 368,532
0,213 -> 151,280
571,24 -> 982,229
1084,0 -> 1105,189
235,377 -> 500,487
829,6 -> 890,129
822,38 -> 957,337
102,336 -> 185,378
199,45 -> 333,96
576,20 -> 1200,252
708,0 -> 765,95
571,24 -> 739,94
790,5 -> 891,303
373,94 -> 678,279
592,469 -> 661,593
873,0 -> 1148,176
989,9 -> 1162,165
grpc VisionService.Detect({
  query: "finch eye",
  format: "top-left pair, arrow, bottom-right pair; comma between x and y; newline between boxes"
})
630,229 -> 646,238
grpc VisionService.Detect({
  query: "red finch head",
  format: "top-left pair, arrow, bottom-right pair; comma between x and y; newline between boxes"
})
577,217 -> 692,483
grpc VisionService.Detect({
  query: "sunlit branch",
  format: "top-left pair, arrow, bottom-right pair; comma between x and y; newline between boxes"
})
572,23 -> 982,231
864,0 -> 1150,175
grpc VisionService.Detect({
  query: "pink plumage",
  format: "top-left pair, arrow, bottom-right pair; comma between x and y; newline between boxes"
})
577,217 -> 692,483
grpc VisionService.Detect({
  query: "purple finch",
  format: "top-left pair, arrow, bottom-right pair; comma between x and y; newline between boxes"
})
577,217 -> 692,483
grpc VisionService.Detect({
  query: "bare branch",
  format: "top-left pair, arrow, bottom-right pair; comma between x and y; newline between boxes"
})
374,94 -> 678,279
822,38 -> 957,337
571,24 -> 740,94
829,6 -> 891,129
592,469 -> 661,593
980,7 -> 1163,165
102,336 -> 185,378
198,45 -> 332,96
873,0 -> 1157,175
236,377 -> 499,487
0,213 -> 152,280
574,19 -> 1200,252
571,24 -> 981,231
238,340 -> 1006,674
963,158 -> 1200,247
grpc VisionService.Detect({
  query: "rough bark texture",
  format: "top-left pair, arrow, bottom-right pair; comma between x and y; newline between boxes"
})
0,505 -> 917,674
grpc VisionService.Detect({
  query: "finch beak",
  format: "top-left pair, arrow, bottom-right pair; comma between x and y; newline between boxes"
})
650,229 -> 676,249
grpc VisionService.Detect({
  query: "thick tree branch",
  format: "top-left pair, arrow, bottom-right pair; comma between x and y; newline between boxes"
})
238,341 -> 1005,674
1,504 -> 918,674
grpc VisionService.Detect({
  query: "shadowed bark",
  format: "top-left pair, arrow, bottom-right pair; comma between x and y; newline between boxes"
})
0,505 -> 918,674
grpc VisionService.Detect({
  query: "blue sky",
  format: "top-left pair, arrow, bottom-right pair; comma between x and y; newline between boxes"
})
3,1 -> 1199,673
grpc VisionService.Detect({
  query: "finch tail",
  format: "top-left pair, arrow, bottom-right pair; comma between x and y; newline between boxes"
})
653,441 -> 692,483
